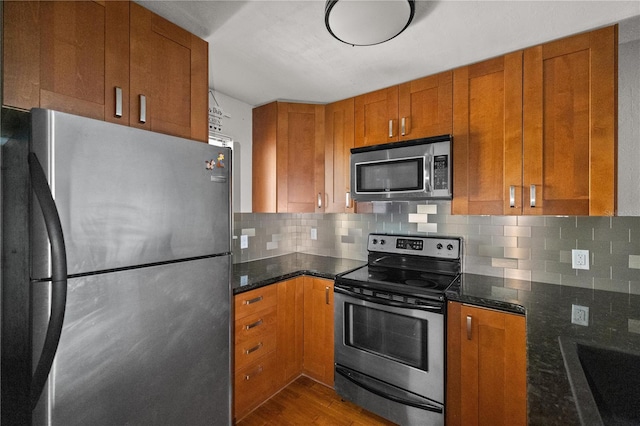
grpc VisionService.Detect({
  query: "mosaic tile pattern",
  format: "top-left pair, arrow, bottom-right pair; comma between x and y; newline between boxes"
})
232,203 -> 640,295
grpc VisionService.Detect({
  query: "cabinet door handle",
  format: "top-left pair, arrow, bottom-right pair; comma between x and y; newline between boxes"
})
346,191 -> 351,209
139,94 -> 146,123
530,184 -> 537,208
466,315 -> 472,340
401,117 -> 406,136
509,185 -> 516,208
244,365 -> 263,381
115,87 -> 123,118
245,319 -> 263,330
245,342 -> 263,355
318,193 -> 322,209
244,295 -> 263,305
388,119 -> 393,138
325,286 -> 330,305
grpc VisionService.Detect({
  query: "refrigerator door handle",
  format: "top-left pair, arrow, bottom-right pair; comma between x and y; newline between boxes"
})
28,153 -> 68,410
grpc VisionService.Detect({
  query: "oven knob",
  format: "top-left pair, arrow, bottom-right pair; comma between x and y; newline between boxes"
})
372,239 -> 377,245
447,244 -> 454,251
380,239 -> 386,245
437,243 -> 443,250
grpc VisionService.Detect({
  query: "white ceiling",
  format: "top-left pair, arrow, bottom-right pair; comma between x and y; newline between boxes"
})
138,1 -> 640,107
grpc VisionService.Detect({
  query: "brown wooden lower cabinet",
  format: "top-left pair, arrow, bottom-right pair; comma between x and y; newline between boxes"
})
233,276 -> 334,422
447,301 -> 527,426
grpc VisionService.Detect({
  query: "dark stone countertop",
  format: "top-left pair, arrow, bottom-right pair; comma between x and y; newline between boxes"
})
232,253 -> 365,294
232,255 -> 640,426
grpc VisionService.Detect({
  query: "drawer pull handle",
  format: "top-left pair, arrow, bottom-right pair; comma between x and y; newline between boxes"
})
466,315 -> 472,340
244,296 -> 263,305
245,319 -> 263,330
244,365 -> 263,381
245,342 -> 263,355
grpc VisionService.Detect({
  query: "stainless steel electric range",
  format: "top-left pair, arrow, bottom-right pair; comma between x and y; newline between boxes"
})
334,233 -> 462,426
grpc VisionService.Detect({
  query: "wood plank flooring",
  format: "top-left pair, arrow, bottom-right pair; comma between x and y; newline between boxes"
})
236,376 -> 397,426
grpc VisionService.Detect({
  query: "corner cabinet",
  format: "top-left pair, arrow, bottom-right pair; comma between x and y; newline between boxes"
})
2,1 -> 208,142
447,302 -> 527,426
252,101 -> 325,213
453,25 -> 617,216
354,72 -> 453,147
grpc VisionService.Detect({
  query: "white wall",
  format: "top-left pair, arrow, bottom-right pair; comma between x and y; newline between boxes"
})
618,36 -> 640,216
208,90 -> 253,212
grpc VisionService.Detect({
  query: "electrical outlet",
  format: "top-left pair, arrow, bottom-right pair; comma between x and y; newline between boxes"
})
571,304 -> 589,326
311,228 -> 318,240
240,235 -> 248,249
572,249 -> 590,270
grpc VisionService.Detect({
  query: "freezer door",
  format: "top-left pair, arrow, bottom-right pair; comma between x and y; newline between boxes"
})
30,108 -> 230,279
31,255 -> 231,426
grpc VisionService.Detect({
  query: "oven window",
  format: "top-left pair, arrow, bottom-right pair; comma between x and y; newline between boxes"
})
356,157 -> 424,193
345,303 -> 428,371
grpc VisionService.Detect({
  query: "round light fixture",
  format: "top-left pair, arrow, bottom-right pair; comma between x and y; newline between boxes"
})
325,0 -> 416,46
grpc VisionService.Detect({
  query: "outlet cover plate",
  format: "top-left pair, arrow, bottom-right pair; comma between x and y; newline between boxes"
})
571,304 -> 589,326
311,228 -> 318,240
240,234 -> 248,249
572,249 -> 590,270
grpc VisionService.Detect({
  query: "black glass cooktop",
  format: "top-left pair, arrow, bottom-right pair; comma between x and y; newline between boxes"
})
337,264 -> 459,299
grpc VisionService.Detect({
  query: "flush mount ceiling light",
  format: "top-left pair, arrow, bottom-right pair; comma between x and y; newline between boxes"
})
325,0 -> 415,46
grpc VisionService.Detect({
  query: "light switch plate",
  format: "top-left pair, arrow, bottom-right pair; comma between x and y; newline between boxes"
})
240,234 -> 248,249
311,228 -> 318,240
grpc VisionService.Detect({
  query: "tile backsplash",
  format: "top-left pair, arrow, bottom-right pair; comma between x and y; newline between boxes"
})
233,202 -> 640,294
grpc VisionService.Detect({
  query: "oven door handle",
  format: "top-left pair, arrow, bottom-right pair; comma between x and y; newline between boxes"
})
335,365 -> 443,414
334,285 -> 443,312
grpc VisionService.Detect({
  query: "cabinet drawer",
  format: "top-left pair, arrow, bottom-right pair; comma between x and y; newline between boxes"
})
235,308 -> 277,349
234,285 -> 277,319
235,330 -> 276,371
234,353 -> 278,419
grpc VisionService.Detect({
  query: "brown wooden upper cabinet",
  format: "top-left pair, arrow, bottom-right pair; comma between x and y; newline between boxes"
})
2,1 -> 208,142
252,101 -> 325,213
453,25 -> 617,216
354,72 -> 453,147
324,98 -> 355,213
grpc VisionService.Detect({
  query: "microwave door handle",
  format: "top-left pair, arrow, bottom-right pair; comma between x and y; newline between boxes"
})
425,157 -> 432,192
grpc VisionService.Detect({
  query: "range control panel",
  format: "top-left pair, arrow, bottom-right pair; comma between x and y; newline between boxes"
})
367,233 -> 461,259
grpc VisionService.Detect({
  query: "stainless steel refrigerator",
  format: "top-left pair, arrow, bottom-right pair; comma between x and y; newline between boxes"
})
1,108 -> 232,425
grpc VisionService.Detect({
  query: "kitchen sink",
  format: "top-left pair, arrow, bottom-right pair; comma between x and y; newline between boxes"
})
559,336 -> 640,426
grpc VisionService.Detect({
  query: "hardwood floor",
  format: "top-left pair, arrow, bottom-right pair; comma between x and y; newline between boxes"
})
235,376 -> 397,426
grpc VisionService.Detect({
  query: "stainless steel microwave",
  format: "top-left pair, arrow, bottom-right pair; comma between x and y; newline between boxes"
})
350,135 -> 452,201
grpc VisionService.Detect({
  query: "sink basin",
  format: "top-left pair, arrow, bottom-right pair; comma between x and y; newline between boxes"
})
559,337 -> 640,426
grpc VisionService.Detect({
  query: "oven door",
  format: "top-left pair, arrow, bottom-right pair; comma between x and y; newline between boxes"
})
334,286 -> 445,406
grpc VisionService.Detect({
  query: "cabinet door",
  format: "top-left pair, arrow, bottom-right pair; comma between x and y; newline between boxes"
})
447,302 -> 527,426
302,277 -> 334,387
276,278 -> 304,387
354,86 -> 399,146
398,72 -> 453,140
3,1 -> 129,121
276,103 -> 325,213
452,52 -> 523,215
523,25 -> 617,216
129,3 -> 208,141
324,98 -> 355,213
252,102 -> 278,213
